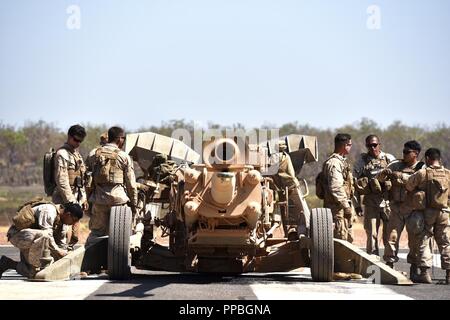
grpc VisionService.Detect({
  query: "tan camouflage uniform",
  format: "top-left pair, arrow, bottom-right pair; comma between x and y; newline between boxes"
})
52,143 -> 86,248
273,151 -> 309,234
86,143 -> 138,244
381,161 -> 424,265
354,151 -> 396,255
405,165 -> 450,271
6,204 -> 67,278
323,153 -> 354,242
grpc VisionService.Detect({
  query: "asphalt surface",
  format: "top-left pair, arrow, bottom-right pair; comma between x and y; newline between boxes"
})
0,245 -> 449,300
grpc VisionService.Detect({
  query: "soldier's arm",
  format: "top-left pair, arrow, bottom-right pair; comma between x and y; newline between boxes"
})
405,169 -> 425,192
54,152 -> 76,203
68,221 -> 80,248
124,155 -> 138,207
37,206 -> 66,256
327,160 -> 350,209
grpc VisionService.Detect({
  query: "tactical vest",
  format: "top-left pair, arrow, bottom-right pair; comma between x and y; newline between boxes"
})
92,147 -> 124,185
389,162 -> 424,203
13,198 -> 56,231
360,153 -> 390,194
62,148 -> 86,188
425,167 -> 449,209
361,153 -> 389,177
320,154 -> 353,200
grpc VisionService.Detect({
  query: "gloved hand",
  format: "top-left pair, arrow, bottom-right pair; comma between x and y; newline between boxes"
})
56,249 -> 68,259
355,206 -> 364,217
378,168 -> 392,181
390,171 -> 404,180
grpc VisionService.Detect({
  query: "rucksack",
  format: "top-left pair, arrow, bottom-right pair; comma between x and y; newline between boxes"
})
315,155 -> 335,200
92,147 -> 124,185
315,171 -> 326,200
426,168 -> 449,209
43,148 -> 57,196
13,197 -> 53,231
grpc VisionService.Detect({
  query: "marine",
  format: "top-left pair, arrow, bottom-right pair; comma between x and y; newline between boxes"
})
85,126 -> 138,245
353,134 -> 396,255
52,124 -> 88,249
272,140 -> 310,240
405,148 -> 450,284
378,140 -> 425,280
0,201 -> 83,279
321,133 -> 355,242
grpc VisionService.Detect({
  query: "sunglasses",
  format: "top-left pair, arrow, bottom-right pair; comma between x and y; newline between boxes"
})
72,136 -> 84,143
366,143 -> 379,149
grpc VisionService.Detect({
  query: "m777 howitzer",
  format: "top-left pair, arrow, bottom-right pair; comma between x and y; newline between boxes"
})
41,132 -> 411,285
100,131 -> 336,281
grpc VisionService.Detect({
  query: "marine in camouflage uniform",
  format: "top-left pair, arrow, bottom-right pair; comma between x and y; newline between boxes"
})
85,127 -> 138,245
85,132 -> 108,212
405,148 -> 450,284
378,140 -> 425,278
272,141 -> 310,238
353,135 -> 396,255
322,134 -> 355,243
0,202 -> 83,279
52,125 -> 87,249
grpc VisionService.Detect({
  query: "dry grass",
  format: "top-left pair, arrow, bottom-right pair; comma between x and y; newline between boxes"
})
0,186 -> 408,249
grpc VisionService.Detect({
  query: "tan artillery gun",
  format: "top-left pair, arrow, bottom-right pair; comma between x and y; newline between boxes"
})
35,132 -> 412,285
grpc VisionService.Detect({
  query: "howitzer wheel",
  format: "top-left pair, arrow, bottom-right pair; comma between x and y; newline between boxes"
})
310,208 -> 334,282
108,205 -> 132,280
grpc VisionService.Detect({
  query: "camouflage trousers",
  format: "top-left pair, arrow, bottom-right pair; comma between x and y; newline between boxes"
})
363,205 -> 389,255
86,203 -> 112,246
332,208 -> 353,243
416,209 -> 450,270
7,227 -> 50,277
383,205 -> 424,265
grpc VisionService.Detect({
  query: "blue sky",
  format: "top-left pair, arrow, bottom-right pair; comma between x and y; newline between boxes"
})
1,0 -> 449,130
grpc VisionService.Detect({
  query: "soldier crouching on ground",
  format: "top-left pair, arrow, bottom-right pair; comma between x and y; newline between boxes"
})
353,134 -> 396,255
85,126 -> 138,246
405,148 -> 450,284
322,133 -> 356,243
0,201 -> 83,279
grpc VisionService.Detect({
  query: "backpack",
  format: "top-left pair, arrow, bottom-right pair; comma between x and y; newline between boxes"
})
315,155 -> 335,200
13,197 -> 53,231
92,147 -> 124,185
43,148 -> 57,196
426,168 -> 449,209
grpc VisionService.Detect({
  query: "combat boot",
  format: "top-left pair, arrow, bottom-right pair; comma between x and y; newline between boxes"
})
446,270 -> 450,285
0,255 -> 18,278
413,267 -> 432,284
409,264 -> 418,281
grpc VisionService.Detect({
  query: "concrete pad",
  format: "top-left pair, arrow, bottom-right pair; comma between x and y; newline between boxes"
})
334,239 -> 413,285
34,237 -> 108,281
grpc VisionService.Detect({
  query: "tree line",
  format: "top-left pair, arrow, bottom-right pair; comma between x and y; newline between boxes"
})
0,118 -> 449,186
